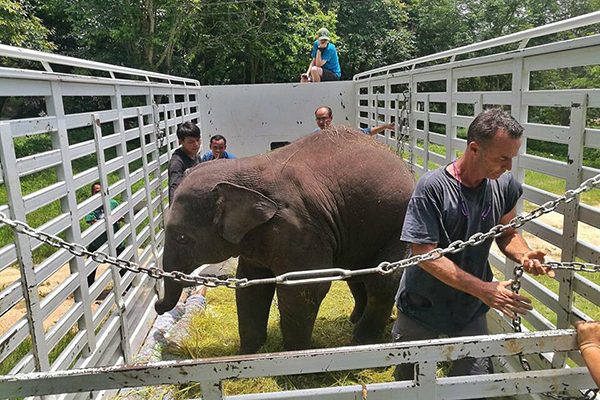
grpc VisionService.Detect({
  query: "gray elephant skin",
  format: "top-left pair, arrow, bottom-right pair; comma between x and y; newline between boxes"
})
155,126 -> 415,353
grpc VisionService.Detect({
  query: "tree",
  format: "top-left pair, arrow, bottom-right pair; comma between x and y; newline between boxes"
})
336,0 -> 414,78
190,0 -> 335,84
0,0 -> 54,51
37,0 -> 202,73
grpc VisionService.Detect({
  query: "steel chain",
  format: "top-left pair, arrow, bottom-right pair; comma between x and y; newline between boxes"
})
511,264 -> 598,400
396,90 -> 413,173
511,264 -> 532,371
0,174 -> 599,288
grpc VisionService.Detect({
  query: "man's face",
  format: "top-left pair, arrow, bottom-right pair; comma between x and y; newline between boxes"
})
210,139 -> 227,159
474,129 -> 522,179
92,184 -> 101,195
315,108 -> 332,130
319,39 -> 328,48
180,136 -> 200,158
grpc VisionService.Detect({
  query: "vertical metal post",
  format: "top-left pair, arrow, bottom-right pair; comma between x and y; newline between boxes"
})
408,75 -> 416,170
416,360 -> 438,400
446,68 -> 454,164
91,114 -> 131,363
111,85 -> 140,266
45,81 -> 97,356
0,123 -> 49,371
137,108 -> 160,267
423,94 -> 431,172
552,94 -> 588,369
200,380 -> 224,400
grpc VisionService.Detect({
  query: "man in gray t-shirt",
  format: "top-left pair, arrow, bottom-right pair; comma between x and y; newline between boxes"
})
393,109 -> 555,382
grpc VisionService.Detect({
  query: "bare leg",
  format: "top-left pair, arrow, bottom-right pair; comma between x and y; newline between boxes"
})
310,66 -> 322,83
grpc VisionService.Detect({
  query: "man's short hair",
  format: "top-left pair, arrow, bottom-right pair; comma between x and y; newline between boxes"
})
315,106 -> 333,118
467,108 -> 523,145
176,121 -> 200,141
210,134 -> 227,145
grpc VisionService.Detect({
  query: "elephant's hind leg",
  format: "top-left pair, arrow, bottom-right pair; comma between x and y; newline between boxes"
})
236,259 -> 276,354
347,280 -> 367,324
277,282 -> 331,350
352,272 -> 400,344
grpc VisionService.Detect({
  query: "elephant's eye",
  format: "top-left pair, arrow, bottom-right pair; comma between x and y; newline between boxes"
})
174,233 -> 188,244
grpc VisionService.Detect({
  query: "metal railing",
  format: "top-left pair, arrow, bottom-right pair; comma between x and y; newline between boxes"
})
1,9 -> 600,400
0,44 -> 201,399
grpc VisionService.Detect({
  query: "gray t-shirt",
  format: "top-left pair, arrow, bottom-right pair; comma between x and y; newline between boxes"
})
397,166 -> 522,332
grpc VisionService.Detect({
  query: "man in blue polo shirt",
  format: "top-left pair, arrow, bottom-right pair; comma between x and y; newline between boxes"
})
302,28 -> 341,83
201,135 -> 236,162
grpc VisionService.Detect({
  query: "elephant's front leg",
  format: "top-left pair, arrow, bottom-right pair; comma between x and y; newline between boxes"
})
236,258 -> 276,354
276,282 -> 331,351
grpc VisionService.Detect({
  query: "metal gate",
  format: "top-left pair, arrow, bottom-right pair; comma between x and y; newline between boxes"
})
0,44 -> 201,399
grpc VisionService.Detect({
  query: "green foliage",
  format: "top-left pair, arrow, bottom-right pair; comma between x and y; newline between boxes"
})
189,0 -> 335,84
336,0 -> 414,78
0,0 -> 54,51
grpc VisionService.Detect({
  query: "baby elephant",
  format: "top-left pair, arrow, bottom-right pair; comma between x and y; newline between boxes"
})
156,126 -> 415,353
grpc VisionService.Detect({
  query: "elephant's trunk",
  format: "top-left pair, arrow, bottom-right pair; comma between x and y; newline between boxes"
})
154,278 -> 183,314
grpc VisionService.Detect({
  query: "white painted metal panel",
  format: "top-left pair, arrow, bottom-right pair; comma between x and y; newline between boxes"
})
198,82 -> 356,157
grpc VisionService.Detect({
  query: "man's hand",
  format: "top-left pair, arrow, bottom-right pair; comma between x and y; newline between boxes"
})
576,320 -> 600,348
519,249 -> 554,278
478,280 -> 532,317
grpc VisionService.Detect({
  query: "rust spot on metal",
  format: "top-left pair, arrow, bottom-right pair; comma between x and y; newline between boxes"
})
442,345 -> 455,361
505,339 -> 522,354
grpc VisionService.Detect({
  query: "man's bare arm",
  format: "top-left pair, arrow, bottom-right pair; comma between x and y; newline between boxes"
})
495,207 -> 553,277
412,242 -> 533,316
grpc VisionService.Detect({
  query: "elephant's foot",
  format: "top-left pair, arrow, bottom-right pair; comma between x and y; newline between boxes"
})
349,308 -> 362,324
154,297 -> 176,315
352,305 -> 393,344
238,339 -> 265,355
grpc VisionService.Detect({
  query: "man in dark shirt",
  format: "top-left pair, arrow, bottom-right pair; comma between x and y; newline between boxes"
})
168,121 -> 201,203
393,109 -> 554,382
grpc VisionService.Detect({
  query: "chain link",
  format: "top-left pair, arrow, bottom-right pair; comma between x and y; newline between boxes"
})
396,90 -> 413,174
1,170 -> 599,288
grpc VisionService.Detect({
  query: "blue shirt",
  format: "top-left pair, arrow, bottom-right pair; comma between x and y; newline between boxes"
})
311,41 -> 341,78
201,151 -> 236,162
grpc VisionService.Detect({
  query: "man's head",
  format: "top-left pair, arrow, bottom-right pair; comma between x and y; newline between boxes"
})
176,121 -> 201,158
316,27 -> 330,43
209,135 -> 228,159
315,106 -> 333,130
466,109 -> 524,179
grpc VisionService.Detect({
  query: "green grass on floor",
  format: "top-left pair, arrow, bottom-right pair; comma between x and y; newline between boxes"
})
166,282 -> 396,398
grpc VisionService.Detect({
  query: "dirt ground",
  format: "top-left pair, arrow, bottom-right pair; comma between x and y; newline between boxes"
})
0,263 -> 110,336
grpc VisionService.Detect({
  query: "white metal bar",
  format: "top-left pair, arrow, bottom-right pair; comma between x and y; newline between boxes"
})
0,44 -> 200,86
0,122 -> 49,371
46,80 -> 97,357
91,113 -> 130,363
0,331 -> 593,399
354,11 -> 600,79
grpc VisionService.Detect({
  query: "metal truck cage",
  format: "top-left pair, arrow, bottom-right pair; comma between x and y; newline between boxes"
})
1,10 -> 600,400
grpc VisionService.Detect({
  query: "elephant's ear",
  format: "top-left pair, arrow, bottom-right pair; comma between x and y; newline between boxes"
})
212,182 -> 277,243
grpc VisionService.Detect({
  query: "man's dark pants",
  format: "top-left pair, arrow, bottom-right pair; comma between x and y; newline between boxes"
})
392,310 -> 493,380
